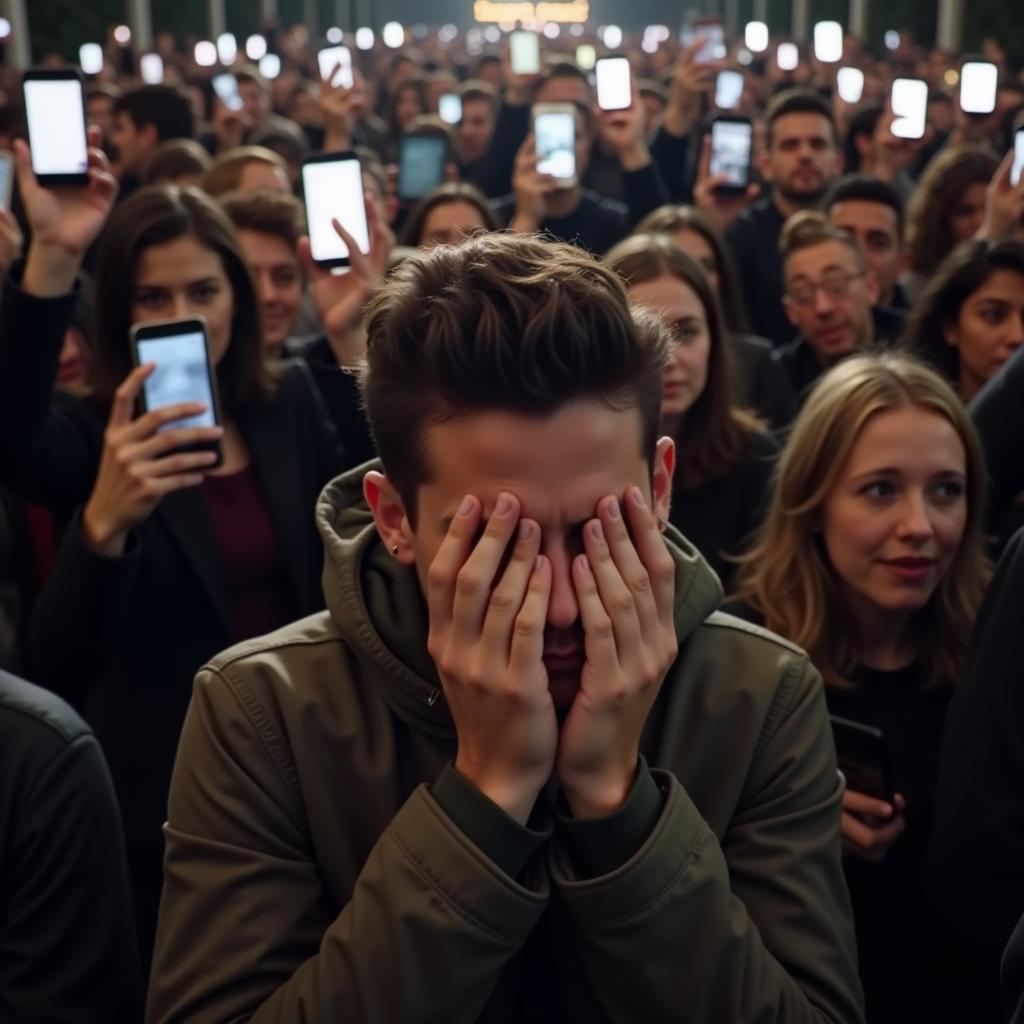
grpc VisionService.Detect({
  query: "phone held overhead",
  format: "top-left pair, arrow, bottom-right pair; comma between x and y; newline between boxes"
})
301,151 -> 371,268
22,68 -> 90,187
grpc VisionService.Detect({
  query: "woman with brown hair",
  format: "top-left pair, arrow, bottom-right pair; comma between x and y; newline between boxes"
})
398,182 -> 499,249
0,133 -> 345,966
731,352 -> 990,1022
605,233 -> 778,586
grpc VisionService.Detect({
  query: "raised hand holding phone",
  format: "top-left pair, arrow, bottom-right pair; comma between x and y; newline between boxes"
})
509,134 -> 555,233
665,37 -> 721,137
978,146 -> 1024,242
841,789 -> 907,862
693,129 -> 760,231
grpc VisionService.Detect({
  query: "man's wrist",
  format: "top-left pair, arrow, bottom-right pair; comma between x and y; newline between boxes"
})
619,143 -> 651,173
561,760 -> 639,820
81,507 -> 128,558
23,243 -> 80,298
454,756 -> 545,827
510,211 -> 541,234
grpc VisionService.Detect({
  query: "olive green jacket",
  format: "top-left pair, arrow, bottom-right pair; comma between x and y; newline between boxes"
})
147,467 -> 864,1023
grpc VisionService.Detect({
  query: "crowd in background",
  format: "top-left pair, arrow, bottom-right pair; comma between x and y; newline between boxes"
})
0,16 -> 1023,1024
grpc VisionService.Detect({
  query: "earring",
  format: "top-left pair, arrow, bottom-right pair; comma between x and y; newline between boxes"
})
391,543 -> 399,558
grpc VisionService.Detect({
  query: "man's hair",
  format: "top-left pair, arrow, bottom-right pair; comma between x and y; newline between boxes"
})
823,173 -> 905,241
234,66 -> 268,93
86,83 -> 121,104
458,79 -> 498,109
361,234 -> 670,524
398,182 -> 500,247
843,103 -> 883,172
780,210 -> 864,272
638,80 -> 668,106
219,189 -> 305,250
765,87 -> 836,149
143,138 -> 212,185
200,145 -> 288,197
113,84 -> 194,143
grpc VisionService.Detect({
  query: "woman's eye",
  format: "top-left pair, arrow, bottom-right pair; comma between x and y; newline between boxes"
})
862,481 -> 893,499
933,481 -> 965,501
135,292 -> 165,309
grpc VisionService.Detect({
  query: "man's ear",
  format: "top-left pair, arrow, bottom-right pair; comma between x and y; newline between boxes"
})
782,293 -> 800,328
865,268 -> 881,308
140,121 -> 159,152
941,318 -> 959,349
651,436 -> 676,528
363,470 -> 417,565
757,146 -> 775,184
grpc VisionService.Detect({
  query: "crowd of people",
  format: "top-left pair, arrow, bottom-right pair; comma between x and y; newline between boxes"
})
0,16 -> 1023,1023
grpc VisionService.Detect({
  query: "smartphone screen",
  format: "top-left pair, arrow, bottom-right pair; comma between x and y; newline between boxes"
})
140,53 -> 164,85
136,329 -> 217,432
0,155 -> 13,211
709,119 -> 752,188
891,77 -> 928,140
714,70 -> 744,110
960,60 -> 998,115
1012,129 -> 1024,187
510,31 -> 540,76
813,21 -> 843,64
438,93 -> 462,125
830,716 -> 894,803
259,54 -> 281,80
79,43 -> 104,76
777,42 -> 799,72
695,22 -> 726,63
23,76 -> 89,180
318,45 -> 353,88
212,73 -> 243,111
595,57 -> 631,111
836,67 -> 865,104
302,155 -> 371,265
534,109 -> 576,181
397,135 -> 447,200
575,44 -> 597,71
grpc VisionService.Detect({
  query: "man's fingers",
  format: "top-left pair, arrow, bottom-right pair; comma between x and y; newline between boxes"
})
110,364 -> 155,429
598,495 -> 660,642
573,554 -> 618,666
842,788 -> 896,819
126,401 -> 216,442
622,487 -> 676,627
507,555 -> 551,679
481,518 -> 543,660
426,493 -> 483,643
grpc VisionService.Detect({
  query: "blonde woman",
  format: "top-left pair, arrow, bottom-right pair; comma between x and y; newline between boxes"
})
731,351 -> 989,1023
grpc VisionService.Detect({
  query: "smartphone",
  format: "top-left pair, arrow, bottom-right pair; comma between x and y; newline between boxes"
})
131,317 -> 223,467
1012,128 -> 1024,187
212,73 -> 243,112
0,152 -> 13,211
575,44 -> 597,71
714,70 -> 744,111
259,54 -> 282,80
831,716 -> 895,804
959,59 -> 998,115
777,42 -> 799,72
396,134 -> 447,201
301,151 -> 371,268
140,53 -> 164,85
22,69 -> 89,186
318,45 -> 353,89
813,21 -> 843,64
79,43 -> 104,76
694,18 -> 726,63
708,115 -> 752,193
510,30 -> 541,76
891,77 -> 928,140
438,92 -> 462,125
836,67 -> 865,105
533,103 -> 576,186
595,56 -> 631,112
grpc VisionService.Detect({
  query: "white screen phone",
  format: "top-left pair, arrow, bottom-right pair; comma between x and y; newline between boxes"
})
709,118 -> 753,190
79,43 -> 103,76
534,104 -> 576,184
813,21 -> 843,64
23,73 -> 89,183
0,153 -> 13,211
714,70 -> 744,110
891,77 -> 928,140
595,57 -> 631,111
575,44 -> 596,71
836,67 -> 865,104
960,61 -> 998,115
318,45 -> 353,88
438,93 -> 462,125
1012,129 -> 1024,187
510,31 -> 540,76
134,323 -> 218,433
212,73 -> 243,111
777,42 -> 799,72
140,53 -> 164,85
301,153 -> 371,267
259,54 -> 281,80
695,22 -> 726,63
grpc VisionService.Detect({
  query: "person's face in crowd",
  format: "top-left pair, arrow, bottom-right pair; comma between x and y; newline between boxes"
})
949,183 -> 988,242
477,59 -> 503,89
822,404 -> 967,625
827,199 -> 904,308
388,58 -> 418,94
86,95 -> 116,142
784,239 -> 879,363
56,326 -> 90,397
289,89 -> 319,126
187,85 -> 207,128
671,229 -> 720,295
628,274 -> 711,423
419,200 -> 488,248
428,77 -> 457,112
640,93 -> 666,136
236,229 -> 303,351
997,86 -> 1024,121
942,268 -> 1024,400
762,112 -> 840,207
458,98 -> 496,163
109,112 -> 156,178
131,235 -> 235,365
272,70 -> 301,114
239,79 -> 271,130
367,400 -> 675,713
237,160 -> 291,194
928,97 -> 955,136
394,85 -> 425,132
536,75 -> 591,108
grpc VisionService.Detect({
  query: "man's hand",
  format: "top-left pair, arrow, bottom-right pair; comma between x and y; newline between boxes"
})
664,38 -> 720,138
693,133 -> 759,231
427,493 -> 559,826
509,134 -> 554,234
598,99 -> 651,173
841,790 -> 907,862
0,209 -> 24,278
557,488 -> 678,819
502,41 -> 541,107
978,148 -> 1024,242
320,68 -> 364,152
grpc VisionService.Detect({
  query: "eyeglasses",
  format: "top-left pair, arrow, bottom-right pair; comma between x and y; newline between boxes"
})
785,270 -> 866,308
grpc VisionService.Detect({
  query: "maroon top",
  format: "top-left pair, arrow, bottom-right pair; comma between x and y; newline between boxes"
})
203,464 -> 289,645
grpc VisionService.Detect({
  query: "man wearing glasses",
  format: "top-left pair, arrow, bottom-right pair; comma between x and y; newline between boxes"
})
773,211 -> 906,404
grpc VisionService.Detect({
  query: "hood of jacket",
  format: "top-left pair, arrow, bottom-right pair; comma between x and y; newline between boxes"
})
315,463 -> 725,739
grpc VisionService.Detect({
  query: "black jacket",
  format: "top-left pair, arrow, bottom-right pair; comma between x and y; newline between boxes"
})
0,669 -> 142,1022
928,528 -> 1024,1022
731,333 -> 798,432
1006,912 -> 1024,1024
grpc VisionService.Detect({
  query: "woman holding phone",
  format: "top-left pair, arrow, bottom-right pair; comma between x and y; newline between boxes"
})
0,129 -> 351,965
729,352 -> 990,1022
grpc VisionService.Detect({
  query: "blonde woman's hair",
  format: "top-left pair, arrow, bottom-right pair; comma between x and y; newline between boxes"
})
733,351 -> 989,688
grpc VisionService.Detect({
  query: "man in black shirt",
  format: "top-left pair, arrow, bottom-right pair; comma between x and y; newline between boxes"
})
727,89 -> 842,346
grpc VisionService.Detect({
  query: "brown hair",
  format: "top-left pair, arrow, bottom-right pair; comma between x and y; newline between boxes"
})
91,185 -> 278,414
143,138 -> 212,186
361,233 -> 669,524
398,183 -> 499,247
458,79 -> 498,109
780,209 -> 865,268
200,145 -> 288,198
765,87 -> 837,148
218,188 -> 305,249
733,351 -> 989,688
906,146 -> 999,278
605,233 -> 763,491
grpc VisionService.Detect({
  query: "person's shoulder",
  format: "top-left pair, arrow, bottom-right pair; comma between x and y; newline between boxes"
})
742,425 -> 780,459
579,189 -> 628,218
701,608 -> 799,654
0,669 -> 92,756
872,304 -> 906,343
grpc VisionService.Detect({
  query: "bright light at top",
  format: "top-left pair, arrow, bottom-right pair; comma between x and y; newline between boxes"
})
217,32 -> 237,64
884,30 -> 900,50
325,27 -> 343,44
356,27 -> 375,50
944,68 -> 960,86
439,24 -> 458,43
745,21 -> 769,53
569,23 -> 585,37
259,53 -> 281,79
602,25 -> 622,49
483,25 -> 501,43
737,47 -> 753,65
79,43 -> 103,75
382,22 -> 404,48
641,36 -> 658,53
645,24 -> 669,42
246,34 -> 267,59
543,23 -> 560,39
411,24 -> 429,40
114,25 -> 132,45
0,18 -> 10,40
194,41 -> 218,67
